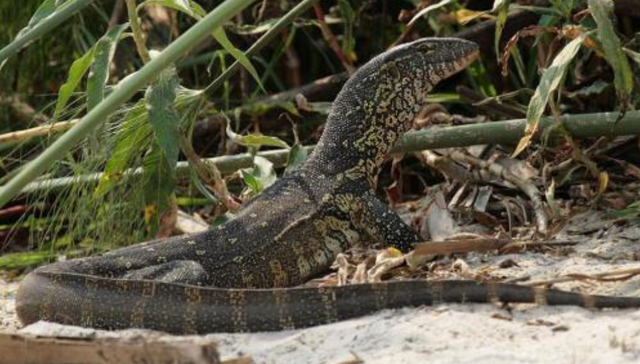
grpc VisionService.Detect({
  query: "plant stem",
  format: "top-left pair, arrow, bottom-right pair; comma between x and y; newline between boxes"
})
207,0 -> 321,93
0,0 -> 96,65
0,0 -> 258,209
19,110 -> 640,195
0,119 -> 79,145
125,0 -> 151,64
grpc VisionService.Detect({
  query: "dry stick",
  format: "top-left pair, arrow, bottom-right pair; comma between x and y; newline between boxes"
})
0,331 -> 220,364
523,266 -> 640,287
312,4 -> 355,75
17,110 -> 640,195
457,86 -> 526,119
0,119 -> 79,145
411,237 -> 512,256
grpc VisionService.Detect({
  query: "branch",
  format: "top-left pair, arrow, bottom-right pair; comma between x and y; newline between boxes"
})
19,110 -> 640,195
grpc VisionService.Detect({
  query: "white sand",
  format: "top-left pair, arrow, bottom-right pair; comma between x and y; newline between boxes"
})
1,211 -> 640,363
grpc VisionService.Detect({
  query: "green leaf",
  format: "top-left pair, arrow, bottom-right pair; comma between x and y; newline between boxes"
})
138,0 -> 207,19
285,144 -> 308,173
54,46 -> 96,120
492,0 -> 510,59
242,156 -> 276,193
139,0 -> 263,92
225,119 -> 290,149
408,0 -> 453,26
87,23 -> 130,111
514,32 -> 587,157
212,27 -> 264,93
145,65 -> 182,169
589,0 -> 634,110
94,100 -> 152,197
241,169 -> 262,193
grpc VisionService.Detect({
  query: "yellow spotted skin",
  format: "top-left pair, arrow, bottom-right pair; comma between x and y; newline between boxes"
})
16,39 -> 640,334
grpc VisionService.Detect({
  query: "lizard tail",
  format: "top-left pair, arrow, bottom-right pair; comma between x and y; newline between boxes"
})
16,272 -> 640,334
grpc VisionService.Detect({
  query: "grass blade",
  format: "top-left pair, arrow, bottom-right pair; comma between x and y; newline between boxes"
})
589,0 -> 634,110
513,32 -> 587,157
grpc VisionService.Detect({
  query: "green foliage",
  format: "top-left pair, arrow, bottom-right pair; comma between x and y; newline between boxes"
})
87,23 -> 130,112
589,0 -> 633,110
226,119 -> 291,149
515,32 -> 588,156
241,156 -> 276,194
54,47 -> 96,120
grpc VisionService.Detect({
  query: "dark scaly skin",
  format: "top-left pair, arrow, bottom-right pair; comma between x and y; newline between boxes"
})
16,38 -> 640,334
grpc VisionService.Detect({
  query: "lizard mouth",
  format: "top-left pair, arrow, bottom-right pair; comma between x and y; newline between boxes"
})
452,39 -> 480,69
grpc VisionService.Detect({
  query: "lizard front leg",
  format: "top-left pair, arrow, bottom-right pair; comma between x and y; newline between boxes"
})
350,192 -> 423,252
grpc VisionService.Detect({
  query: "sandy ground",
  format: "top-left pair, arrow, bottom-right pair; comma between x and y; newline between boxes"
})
1,211 -> 640,363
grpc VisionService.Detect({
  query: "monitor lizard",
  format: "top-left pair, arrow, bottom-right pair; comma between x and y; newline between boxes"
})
16,38 -> 640,334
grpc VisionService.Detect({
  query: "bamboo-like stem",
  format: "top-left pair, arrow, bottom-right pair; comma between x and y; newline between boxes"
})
0,0 -> 258,209
0,0 -> 97,64
0,119 -> 79,145
19,110 -> 640,195
125,0 -> 151,64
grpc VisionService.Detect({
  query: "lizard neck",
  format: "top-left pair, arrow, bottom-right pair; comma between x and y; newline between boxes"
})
305,53 -> 434,186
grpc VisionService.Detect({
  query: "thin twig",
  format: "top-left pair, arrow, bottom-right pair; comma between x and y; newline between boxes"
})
0,119 -> 79,145
312,4 -> 355,75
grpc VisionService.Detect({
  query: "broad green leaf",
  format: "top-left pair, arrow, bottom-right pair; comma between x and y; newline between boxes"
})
408,0 -> 453,26
242,156 -> 276,193
226,120 -> 290,149
589,0 -> 633,110
87,23 -> 129,111
285,144 -> 308,173
94,100 -> 152,197
54,46 -> 96,120
241,169 -> 262,193
145,65 -> 181,169
514,33 -> 587,157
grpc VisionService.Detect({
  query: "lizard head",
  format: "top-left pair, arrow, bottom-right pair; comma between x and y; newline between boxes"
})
390,37 -> 479,87
306,38 -> 479,182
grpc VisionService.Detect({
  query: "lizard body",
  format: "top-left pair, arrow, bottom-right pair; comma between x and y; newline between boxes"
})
16,38 -> 640,334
